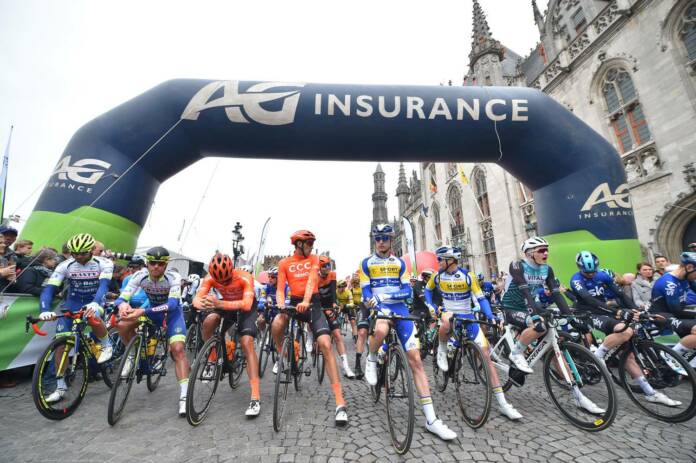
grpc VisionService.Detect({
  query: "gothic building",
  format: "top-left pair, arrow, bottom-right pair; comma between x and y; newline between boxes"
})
375,0 -> 696,277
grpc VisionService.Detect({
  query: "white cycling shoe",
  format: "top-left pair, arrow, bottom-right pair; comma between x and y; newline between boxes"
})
436,348 -> 449,372
335,406 -> 348,426
120,356 -> 134,378
178,398 -> 186,417
342,361 -> 356,379
272,361 -> 279,375
508,352 -> 533,374
45,388 -> 66,403
97,344 -> 113,364
499,402 -> 523,420
246,400 -> 261,417
425,419 -> 457,441
575,393 -> 605,414
364,358 -> 378,386
646,391 -> 682,407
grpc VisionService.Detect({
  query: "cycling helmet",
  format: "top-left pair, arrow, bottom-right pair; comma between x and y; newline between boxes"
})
337,280 -> 347,288
208,253 -> 234,282
267,266 -> 278,276
680,252 -> 696,267
129,254 -> 146,267
576,251 -> 599,273
521,236 -> 549,254
371,223 -> 395,237
187,273 -> 201,284
319,255 -> 331,267
476,273 -> 485,282
600,268 -> 615,279
421,268 -> 435,278
67,233 -> 96,253
290,230 -> 316,245
146,246 -> 170,262
239,264 -> 253,273
435,246 -> 462,260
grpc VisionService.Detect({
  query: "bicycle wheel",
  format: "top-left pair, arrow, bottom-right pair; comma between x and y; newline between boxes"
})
101,327 -> 126,389
317,349 -> 325,385
184,323 -> 200,365
294,330 -> 306,392
186,336 -> 223,426
431,342 -> 448,392
455,341 -> 492,429
385,343 -> 415,455
107,334 -> 143,425
259,328 -> 271,378
618,341 -> 696,423
228,335 -> 245,389
147,331 -> 168,392
273,337 -> 292,432
543,341 -> 616,432
32,336 -> 89,420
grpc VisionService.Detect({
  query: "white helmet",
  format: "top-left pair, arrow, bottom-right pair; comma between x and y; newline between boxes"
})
521,236 -> 549,254
239,264 -> 253,273
187,273 -> 200,284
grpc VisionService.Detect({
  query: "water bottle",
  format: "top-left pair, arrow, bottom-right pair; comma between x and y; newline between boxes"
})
147,338 -> 158,356
447,337 -> 458,359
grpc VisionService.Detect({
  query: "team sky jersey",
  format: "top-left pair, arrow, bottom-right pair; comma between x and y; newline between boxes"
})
277,253 -> 319,301
358,254 -> 411,305
569,270 -> 635,313
115,268 -> 182,317
651,273 -> 696,314
40,256 -> 113,312
336,288 -> 353,306
120,274 -> 150,309
318,270 -> 337,307
502,259 -> 570,314
194,270 -> 255,311
424,267 -> 493,319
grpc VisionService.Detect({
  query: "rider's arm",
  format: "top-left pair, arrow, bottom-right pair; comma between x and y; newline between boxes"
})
327,278 -> 337,306
40,263 -> 67,312
569,274 -> 612,314
276,263 -> 288,307
471,274 -> 494,320
302,257 -> 320,304
92,257 -> 114,307
509,261 -> 541,312
546,267 -> 571,314
115,270 -> 143,307
424,274 -> 437,312
388,260 -> 412,301
221,276 -> 254,312
359,259 -> 373,301
192,277 -> 213,310
144,273 -> 181,316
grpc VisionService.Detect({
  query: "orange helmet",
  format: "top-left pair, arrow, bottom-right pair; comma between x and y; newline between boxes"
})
290,230 -> 316,245
208,253 -> 234,282
319,255 -> 331,267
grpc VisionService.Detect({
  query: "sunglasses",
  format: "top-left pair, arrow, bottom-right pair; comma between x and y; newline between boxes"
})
535,248 -> 549,254
147,261 -> 168,267
71,252 -> 92,257
300,240 -> 315,246
374,235 -> 391,242
437,257 -> 453,262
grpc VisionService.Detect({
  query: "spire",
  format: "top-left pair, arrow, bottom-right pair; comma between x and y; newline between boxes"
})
396,163 -> 410,218
532,0 -> 545,36
375,163 -> 384,174
469,0 -> 504,67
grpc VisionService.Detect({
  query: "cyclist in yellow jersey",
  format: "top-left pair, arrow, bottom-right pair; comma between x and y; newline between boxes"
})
349,275 -> 368,379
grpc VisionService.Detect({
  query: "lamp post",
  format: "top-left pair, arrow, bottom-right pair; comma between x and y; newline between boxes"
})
232,222 -> 245,267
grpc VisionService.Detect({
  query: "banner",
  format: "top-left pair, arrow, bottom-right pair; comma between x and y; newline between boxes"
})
402,217 -> 417,279
253,217 -> 271,277
0,126 -> 12,221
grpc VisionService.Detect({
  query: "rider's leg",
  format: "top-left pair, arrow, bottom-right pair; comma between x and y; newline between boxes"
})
201,312 -> 221,342
271,313 -> 289,354
167,310 -> 190,409
670,322 -> 696,367
241,335 -> 260,400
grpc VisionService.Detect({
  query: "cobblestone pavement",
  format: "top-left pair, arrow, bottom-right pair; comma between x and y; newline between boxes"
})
2,334 -> 696,463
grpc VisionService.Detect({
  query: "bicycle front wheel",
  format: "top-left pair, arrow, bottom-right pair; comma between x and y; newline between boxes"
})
455,341 -> 492,429
294,330 -> 307,392
431,342 -> 448,392
273,337 -> 292,432
107,334 -> 142,425
385,344 -> 415,455
186,336 -> 223,426
259,328 -> 271,378
147,331 -> 168,392
317,350 -> 325,385
101,327 -> 126,389
619,341 -> 696,423
32,336 -> 89,420
184,323 -> 200,365
543,341 -> 616,432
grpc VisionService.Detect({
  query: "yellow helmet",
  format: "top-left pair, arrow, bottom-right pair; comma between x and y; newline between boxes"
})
67,233 -> 96,253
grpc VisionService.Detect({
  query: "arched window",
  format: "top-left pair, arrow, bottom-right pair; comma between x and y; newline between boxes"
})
472,167 -> 497,277
418,216 -> 426,250
473,168 -> 491,218
602,67 -> 651,153
446,162 -> 457,179
680,3 -> 696,67
432,202 -> 442,242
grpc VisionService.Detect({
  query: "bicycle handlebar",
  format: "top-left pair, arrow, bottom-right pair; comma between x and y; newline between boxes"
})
25,308 -> 87,336
374,312 -> 422,322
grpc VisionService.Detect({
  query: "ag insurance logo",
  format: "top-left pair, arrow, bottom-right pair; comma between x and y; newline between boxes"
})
181,81 -> 305,126
47,155 -> 112,194
578,182 -> 633,221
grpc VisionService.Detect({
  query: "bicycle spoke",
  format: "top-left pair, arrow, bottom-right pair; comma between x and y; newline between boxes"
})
385,345 -> 414,455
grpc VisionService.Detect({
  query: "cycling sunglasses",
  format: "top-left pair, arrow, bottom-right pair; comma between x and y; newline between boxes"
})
147,260 -> 168,267
374,235 -> 391,242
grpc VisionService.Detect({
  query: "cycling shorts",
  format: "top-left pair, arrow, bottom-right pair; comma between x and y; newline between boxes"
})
589,315 -> 623,335
288,295 -> 331,338
374,302 -> 418,352
148,307 -> 187,345
502,309 -> 529,330
202,299 -> 259,338
450,313 -> 488,349
652,312 -> 696,338
356,303 -> 370,330
342,305 -> 356,321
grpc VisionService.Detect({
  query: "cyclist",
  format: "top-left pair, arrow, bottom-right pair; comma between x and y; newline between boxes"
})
477,272 -> 497,304
120,255 -> 150,309
39,233 -> 114,402
271,230 -> 348,425
362,224 -> 456,440
114,246 -> 191,416
650,252 -> 696,368
410,269 -> 434,321
426,246 -> 521,420
350,273 -> 369,379
259,267 -> 284,334
192,253 -> 262,417
182,273 -> 201,304
571,251 -> 681,406
318,255 -> 356,379
336,279 -> 356,342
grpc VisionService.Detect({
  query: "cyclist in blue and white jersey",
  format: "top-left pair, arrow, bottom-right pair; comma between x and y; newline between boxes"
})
115,246 -> 191,416
361,224 -> 456,441
650,252 -> 696,367
120,255 -> 150,309
571,251 -> 681,406
39,233 -> 114,402
477,272 -> 497,304
426,246 -> 521,420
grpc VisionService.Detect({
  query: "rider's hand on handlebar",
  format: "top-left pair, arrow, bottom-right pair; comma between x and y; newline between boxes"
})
39,311 -> 56,321
118,302 -> 133,318
122,308 -> 145,320
297,301 -> 310,313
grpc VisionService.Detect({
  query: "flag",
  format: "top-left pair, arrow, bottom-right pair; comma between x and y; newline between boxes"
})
421,204 -> 429,218
402,217 -> 417,279
457,164 -> 469,185
253,217 -> 271,277
0,127 -> 12,222
429,175 -> 438,193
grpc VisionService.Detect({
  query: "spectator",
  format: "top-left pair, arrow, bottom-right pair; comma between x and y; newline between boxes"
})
0,226 -> 18,261
631,262 -> 655,310
619,273 -> 635,301
55,242 -> 71,264
13,239 -> 33,270
0,240 -> 17,290
92,240 -> 105,257
12,248 -> 57,296
654,254 -> 671,276
107,264 -> 127,297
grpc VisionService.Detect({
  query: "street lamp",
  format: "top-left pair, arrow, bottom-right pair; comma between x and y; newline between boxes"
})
232,222 -> 245,267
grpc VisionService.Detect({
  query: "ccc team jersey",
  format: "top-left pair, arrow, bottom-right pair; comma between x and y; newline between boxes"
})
318,270 -> 337,308
194,270 -> 255,311
277,254 -> 320,301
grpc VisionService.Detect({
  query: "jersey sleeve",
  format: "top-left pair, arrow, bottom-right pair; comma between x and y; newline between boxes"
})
193,276 -> 214,309
303,256 -> 320,302
470,272 -> 494,319
221,274 -> 255,311
359,258 -> 373,300
546,267 -> 570,314
276,259 -> 289,306
115,270 -> 144,305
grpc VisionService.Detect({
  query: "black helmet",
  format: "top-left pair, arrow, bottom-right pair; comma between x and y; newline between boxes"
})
146,246 -> 170,262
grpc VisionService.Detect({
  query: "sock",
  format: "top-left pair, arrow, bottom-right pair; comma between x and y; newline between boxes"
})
595,344 -> 608,359
367,352 -> 377,362
571,385 -> 583,402
355,352 -> 362,368
493,386 -> 507,407
57,377 -> 67,390
99,335 -> 111,347
513,341 -> 528,355
672,343 -> 689,355
637,376 -> 655,396
340,353 -> 348,364
332,382 -> 345,407
179,379 -> 188,399
439,339 -> 447,352
420,396 -> 437,424
250,378 -> 260,401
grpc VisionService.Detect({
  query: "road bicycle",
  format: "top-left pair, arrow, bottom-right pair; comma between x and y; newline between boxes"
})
257,307 -> 278,378
415,313 -> 436,360
184,309 -> 204,365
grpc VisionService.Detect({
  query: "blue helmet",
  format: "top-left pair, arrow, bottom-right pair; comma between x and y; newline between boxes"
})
681,252 -> 696,267
371,223 -> 395,237
576,251 -> 599,273
476,273 -> 485,282
436,246 -> 462,260
600,268 -> 615,279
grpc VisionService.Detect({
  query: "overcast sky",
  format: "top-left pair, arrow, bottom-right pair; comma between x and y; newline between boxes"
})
0,0 -> 548,277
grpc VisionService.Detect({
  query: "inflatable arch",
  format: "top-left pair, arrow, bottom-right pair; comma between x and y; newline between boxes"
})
22,80 -> 641,279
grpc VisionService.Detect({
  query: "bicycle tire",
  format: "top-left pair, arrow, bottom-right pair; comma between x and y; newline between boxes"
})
100,327 -> 126,389
385,343 -> 415,455
184,323 -> 200,364
431,342 -> 448,392
107,334 -> 142,425
146,330 -> 168,392
455,341 -> 492,429
186,336 -> 223,426
317,350 -> 325,385
259,328 -> 271,378
618,341 -> 696,423
294,330 -> 306,392
228,334 -> 245,389
273,337 -> 292,432
370,359 -> 383,403
543,341 -> 616,432
32,336 -> 89,421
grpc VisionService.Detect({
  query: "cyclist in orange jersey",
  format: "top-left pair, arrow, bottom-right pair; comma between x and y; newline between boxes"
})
317,256 -> 356,379
272,230 -> 348,425
193,253 -> 262,417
